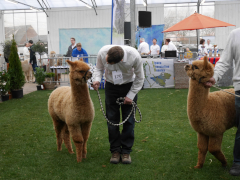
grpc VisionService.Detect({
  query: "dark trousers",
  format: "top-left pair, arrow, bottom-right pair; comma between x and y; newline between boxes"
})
32,64 -> 37,73
234,90 -> 240,164
105,81 -> 137,154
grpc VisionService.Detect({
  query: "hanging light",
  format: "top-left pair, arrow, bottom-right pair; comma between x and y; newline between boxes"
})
143,0 -> 147,6
5,0 -> 18,4
30,7 -> 39,11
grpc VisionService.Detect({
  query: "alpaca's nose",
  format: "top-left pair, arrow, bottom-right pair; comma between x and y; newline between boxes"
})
184,64 -> 190,71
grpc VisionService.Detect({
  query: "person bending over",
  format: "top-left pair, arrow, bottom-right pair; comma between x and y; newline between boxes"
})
92,45 -> 144,164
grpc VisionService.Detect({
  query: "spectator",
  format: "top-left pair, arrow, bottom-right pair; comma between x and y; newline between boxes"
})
66,37 -> 76,57
23,42 -> 30,61
149,38 -> 160,55
138,38 -> 149,55
28,40 -> 37,73
72,43 -> 89,63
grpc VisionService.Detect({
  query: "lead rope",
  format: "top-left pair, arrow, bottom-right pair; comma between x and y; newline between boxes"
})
212,85 -> 240,98
96,89 -> 142,126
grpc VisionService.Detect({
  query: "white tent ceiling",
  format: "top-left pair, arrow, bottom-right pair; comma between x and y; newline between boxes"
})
0,0 -> 236,10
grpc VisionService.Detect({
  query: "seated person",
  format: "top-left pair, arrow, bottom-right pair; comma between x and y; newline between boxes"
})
186,47 -> 192,58
72,43 -> 88,63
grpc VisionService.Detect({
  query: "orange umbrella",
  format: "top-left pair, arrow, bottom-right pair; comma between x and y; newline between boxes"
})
162,12 -> 235,32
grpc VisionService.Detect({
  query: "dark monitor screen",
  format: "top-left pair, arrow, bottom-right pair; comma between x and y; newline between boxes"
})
165,51 -> 177,58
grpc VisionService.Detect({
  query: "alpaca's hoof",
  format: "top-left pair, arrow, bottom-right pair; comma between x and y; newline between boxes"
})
57,148 -> 62,151
69,151 -> 74,154
194,165 -> 203,169
82,154 -> 87,158
77,158 -> 82,162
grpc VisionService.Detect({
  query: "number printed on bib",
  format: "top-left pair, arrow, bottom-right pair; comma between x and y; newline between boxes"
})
112,70 -> 123,85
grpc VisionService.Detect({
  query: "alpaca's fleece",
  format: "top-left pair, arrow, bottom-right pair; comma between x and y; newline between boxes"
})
21,59 -> 34,82
185,56 -> 236,169
48,59 -> 94,162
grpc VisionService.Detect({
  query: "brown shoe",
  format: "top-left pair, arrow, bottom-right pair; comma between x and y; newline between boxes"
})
121,154 -> 131,164
110,152 -> 120,164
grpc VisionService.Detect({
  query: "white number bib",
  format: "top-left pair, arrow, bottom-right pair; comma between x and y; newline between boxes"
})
112,70 -> 123,85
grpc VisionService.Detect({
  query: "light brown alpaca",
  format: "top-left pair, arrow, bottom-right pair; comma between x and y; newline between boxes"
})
21,59 -> 34,82
185,56 -> 236,169
48,59 -> 94,162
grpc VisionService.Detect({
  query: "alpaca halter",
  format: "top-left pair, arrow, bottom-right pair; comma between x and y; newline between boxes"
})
191,65 -> 205,83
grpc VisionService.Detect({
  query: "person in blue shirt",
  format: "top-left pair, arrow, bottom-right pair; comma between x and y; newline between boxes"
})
72,43 -> 88,63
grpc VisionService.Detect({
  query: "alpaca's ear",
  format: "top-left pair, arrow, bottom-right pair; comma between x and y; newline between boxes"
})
66,60 -> 74,66
79,58 -> 83,62
203,56 -> 209,70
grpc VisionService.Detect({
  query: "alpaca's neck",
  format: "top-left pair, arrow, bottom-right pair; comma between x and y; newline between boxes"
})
70,80 -> 90,106
188,79 -> 209,111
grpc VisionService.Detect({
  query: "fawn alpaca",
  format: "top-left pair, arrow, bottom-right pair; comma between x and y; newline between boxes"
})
48,59 -> 94,162
185,56 -> 236,168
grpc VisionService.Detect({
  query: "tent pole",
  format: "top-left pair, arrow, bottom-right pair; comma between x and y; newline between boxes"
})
130,0 -> 136,47
196,0 -> 200,51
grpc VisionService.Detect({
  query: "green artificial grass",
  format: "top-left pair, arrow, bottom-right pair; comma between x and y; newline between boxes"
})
0,88 -> 237,180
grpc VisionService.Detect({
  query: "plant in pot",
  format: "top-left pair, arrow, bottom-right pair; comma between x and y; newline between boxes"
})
0,70 -> 10,102
44,72 -> 56,90
35,67 -> 46,90
8,37 -> 25,99
31,41 -> 47,69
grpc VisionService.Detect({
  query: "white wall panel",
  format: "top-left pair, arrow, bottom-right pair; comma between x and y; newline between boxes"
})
47,4 -> 164,54
215,1 -> 240,49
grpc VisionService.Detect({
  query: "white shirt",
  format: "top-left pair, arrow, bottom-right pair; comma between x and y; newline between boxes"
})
167,41 -> 178,51
150,44 -> 160,55
93,45 -> 144,100
72,44 -> 76,49
23,46 -> 30,61
198,44 -> 208,55
138,42 -> 149,54
213,28 -> 240,91
205,43 -> 213,49
161,45 -> 168,53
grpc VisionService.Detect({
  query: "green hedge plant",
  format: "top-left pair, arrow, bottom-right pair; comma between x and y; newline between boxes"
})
8,37 -> 25,90
0,70 -> 10,96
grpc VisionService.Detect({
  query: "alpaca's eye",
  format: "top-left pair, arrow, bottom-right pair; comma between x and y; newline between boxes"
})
79,71 -> 85,73
194,66 -> 199,69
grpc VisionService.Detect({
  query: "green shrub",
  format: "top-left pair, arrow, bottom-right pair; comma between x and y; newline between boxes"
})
8,37 -> 25,90
0,70 -> 10,95
45,72 -> 55,78
2,40 -> 12,59
35,67 -> 46,85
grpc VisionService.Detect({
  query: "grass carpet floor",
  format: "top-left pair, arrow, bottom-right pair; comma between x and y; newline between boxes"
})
0,88 -> 237,180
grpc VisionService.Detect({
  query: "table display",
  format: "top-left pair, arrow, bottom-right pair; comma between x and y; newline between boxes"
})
142,58 -> 175,88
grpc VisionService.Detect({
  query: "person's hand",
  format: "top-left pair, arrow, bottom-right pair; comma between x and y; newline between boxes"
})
124,97 -> 132,105
91,81 -> 100,91
204,77 -> 216,88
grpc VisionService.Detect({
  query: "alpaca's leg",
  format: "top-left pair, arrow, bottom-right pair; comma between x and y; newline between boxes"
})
68,124 -> 84,162
81,122 -> 92,159
208,135 -> 227,167
195,133 -> 209,169
62,124 -> 74,154
52,118 -> 65,151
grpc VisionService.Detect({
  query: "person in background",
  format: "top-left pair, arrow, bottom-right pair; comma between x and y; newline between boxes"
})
204,28 -> 240,176
161,43 -> 168,53
138,38 -> 149,55
149,38 -> 160,55
66,37 -> 77,57
165,39 -> 178,51
23,42 -> 30,61
205,39 -> 213,49
28,40 -> 37,73
72,43 -> 89,63
91,45 -> 144,164
186,47 -> 192,59
198,39 -> 208,55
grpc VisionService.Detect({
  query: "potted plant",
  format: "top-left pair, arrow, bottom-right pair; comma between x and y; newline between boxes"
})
8,37 -> 25,99
32,41 -> 47,68
43,72 -> 56,90
0,70 -> 10,102
35,67 -> 46,90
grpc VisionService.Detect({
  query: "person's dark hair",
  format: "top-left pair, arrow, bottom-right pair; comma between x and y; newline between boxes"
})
153,38 -> 157,42
200,39 -> 205,44
165,39 -> 170,43
71,37 -> 76,41
28,40 -> 33,44
107,46 -> 124,64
